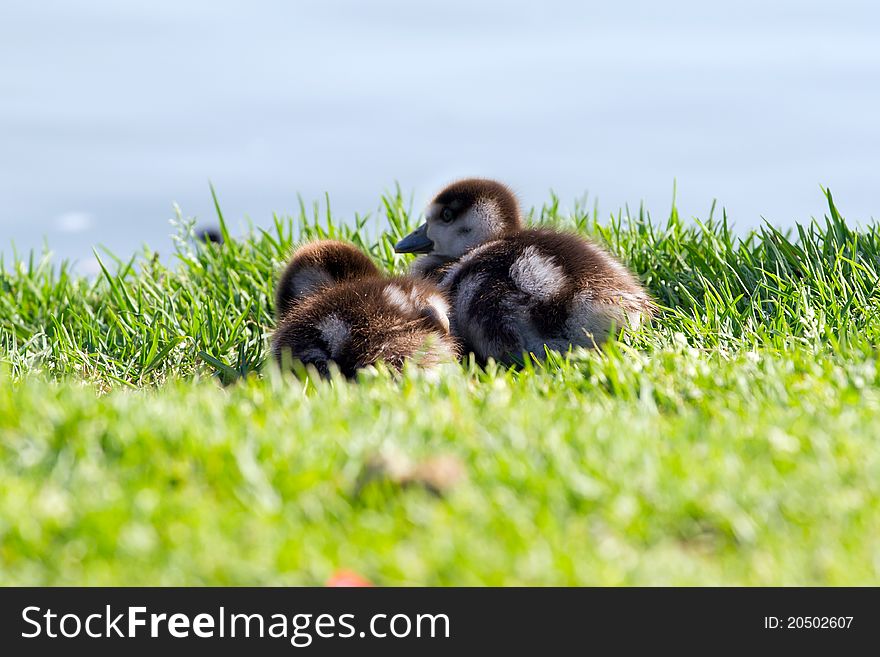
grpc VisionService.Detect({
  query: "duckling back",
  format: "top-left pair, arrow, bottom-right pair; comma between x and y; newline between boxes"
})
440,229 -> 654,363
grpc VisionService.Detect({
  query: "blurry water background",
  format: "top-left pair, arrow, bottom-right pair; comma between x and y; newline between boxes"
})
1,0 -> 878,272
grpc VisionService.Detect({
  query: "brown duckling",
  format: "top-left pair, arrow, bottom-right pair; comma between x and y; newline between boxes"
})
395,178 -> 654,363
274,239 -> 380,318
273,240 -> 457,377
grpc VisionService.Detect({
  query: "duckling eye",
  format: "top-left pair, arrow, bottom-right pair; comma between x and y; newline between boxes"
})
441,207 -> 454,223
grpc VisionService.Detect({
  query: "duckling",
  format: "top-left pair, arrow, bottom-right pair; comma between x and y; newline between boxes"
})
273,240 -> 457,377
274,239 -> 380,318
395,178 -> 654,363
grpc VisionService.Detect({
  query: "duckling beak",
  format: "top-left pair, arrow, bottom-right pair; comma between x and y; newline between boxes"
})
395,223 -> 434,254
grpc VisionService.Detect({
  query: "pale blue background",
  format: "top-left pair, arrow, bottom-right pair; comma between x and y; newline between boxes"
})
1,0 -> 878,272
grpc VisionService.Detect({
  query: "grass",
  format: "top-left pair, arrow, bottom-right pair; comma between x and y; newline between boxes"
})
1,187 -> 878,585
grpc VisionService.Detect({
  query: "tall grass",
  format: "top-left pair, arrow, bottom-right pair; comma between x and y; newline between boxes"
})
1,187 -> 879,585
1,187 -> 877,387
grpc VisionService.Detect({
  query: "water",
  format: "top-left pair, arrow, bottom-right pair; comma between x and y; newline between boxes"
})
1,0 -> 878,272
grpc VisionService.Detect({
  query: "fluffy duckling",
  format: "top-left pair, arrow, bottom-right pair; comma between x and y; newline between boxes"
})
274,239 -> 381,318
273,240 -> 457,377
395,179 -> 654,363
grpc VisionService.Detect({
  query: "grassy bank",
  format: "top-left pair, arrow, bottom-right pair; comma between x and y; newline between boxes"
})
1,189 -> 879,584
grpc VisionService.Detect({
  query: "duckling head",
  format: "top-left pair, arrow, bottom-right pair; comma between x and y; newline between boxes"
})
275,240 -> 379,319
395,178 -> 522,259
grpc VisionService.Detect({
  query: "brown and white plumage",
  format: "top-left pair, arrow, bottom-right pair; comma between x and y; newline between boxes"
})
395,179 -> 654,363
274,239 -> 380,318
272,240 -> 456,377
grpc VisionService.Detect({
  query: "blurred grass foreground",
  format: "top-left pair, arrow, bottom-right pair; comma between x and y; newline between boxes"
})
1,187 -> 878,585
